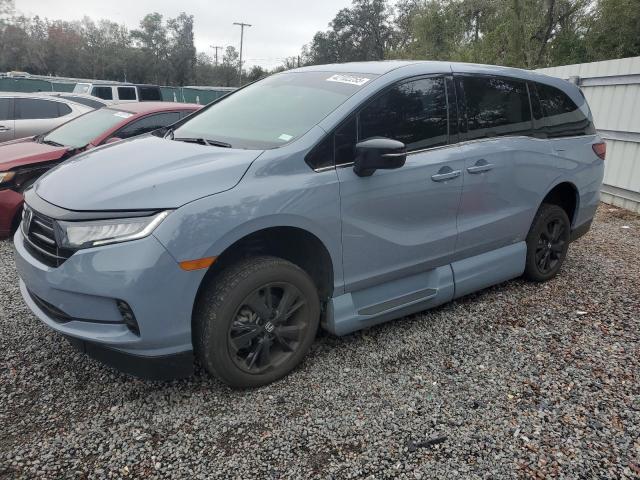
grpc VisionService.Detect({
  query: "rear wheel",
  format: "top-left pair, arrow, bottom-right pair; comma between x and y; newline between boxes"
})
524,203 -> 571,282
194,256 -> 320,388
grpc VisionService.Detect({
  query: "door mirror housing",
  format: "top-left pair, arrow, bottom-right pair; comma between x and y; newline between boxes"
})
353,138 -> 407,177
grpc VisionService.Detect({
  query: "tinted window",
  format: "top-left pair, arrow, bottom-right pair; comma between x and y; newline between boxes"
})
305,135 -> 333,170
359,77 -> 448,151
138,86 -> 162,101
58,103 -> 72,116
92,86 -> 113,100
0,98 -> 11,121
462,76 -> 531,139
15,99 -> 61,120
535,83 -> 594,137
117,87 -> 137,101
174,72 -> 376,149
115,112 -> 182,139
305,116 -> 358,170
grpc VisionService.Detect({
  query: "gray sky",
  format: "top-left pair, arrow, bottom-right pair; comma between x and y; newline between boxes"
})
14,0 -> 354,69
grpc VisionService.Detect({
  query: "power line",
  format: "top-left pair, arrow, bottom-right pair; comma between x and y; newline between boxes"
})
233,22 -> 252,87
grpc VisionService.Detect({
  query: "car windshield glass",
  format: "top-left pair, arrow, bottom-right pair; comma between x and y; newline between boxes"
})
173,71 -> 377,149
43,108 -> 134,148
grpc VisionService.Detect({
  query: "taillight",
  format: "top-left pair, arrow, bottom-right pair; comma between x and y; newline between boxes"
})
592,142 -> 606,160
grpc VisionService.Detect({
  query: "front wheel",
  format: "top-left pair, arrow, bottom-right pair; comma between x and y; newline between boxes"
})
194,256 -> 320,388
524,203 -> 571,282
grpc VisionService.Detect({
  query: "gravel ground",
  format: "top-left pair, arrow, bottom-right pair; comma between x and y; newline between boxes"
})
1,204 -> 639,479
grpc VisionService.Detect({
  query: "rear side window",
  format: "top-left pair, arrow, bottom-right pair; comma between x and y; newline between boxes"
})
117,87 -> 137,101
138,86 -> 162,101
534,83 -> 594,138
92,87 -> 113,100
461,76 -> 531,139
358,77 -> 448,151
0,98 -> 12,120
15,99 -> 61,119
58,103 -> 72,116
114,112 -> 182,139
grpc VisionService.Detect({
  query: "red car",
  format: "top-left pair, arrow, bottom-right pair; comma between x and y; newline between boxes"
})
0,102 -> 201,237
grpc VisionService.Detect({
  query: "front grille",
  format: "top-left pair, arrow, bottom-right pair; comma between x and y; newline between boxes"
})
22,206 -> 74,268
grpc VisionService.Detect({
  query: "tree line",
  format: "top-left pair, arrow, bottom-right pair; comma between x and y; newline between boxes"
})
0,0 -> 267,86
1,0 -> 638,88
302,0 -> 640,69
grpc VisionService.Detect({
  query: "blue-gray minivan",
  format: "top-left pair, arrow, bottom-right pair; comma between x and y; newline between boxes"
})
14,61 -> 605,387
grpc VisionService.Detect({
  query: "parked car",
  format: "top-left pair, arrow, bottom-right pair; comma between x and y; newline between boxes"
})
14,61 -> 604,387
0,93 -> 93,143
0,102 -> 200,237
41,92 -> 115,110
73,82 -> 163,102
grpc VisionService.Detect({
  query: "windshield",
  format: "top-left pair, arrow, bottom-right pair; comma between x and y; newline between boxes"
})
173,71 -> 377,149
73,83 -> 90,94
43,108 -> 134,148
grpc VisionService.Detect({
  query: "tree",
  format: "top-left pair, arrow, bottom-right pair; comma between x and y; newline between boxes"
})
306,0 -> 394,64
130,13 -> 169,84
585,0 -> 640,60
167,13 -> 196,86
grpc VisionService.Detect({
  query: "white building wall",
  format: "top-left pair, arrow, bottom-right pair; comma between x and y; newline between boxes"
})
536,57 -> 640,213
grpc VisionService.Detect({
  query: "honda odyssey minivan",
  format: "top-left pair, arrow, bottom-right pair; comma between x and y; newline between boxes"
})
14,61 -> 604,387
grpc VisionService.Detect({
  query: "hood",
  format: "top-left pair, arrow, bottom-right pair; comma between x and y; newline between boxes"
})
35,136 -> 263,210
0,138 -> 69,170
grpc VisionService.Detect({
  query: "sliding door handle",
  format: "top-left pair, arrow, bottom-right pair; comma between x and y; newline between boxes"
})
467,159 -> 494,174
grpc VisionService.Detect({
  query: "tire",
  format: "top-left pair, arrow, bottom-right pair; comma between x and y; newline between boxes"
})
523,203 -> 571,282
193,255 -> 320,388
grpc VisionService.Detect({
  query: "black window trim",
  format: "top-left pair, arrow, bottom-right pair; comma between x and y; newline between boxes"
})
306,72 -> 455,172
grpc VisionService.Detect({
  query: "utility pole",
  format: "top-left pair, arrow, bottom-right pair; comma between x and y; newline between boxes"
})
210,45 -> 223,66
233,22 -> 252,86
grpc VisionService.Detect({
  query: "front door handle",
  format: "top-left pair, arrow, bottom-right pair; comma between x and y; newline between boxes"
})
467,159 -> 494,174
0,126 -> 11,132
431,167 -> 461,182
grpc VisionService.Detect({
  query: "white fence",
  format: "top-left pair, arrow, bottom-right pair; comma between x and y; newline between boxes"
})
537,57 -> 640,213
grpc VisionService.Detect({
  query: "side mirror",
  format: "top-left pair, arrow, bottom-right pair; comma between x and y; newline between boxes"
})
104,137 -> 122,145
353,138 -> 407,177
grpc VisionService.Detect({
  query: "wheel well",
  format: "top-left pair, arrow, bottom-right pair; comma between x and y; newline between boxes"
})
203,227 -> 334,300
542,182 -> 578,225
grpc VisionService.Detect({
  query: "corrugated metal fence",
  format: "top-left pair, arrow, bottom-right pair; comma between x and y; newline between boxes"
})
537,57 -> 640,213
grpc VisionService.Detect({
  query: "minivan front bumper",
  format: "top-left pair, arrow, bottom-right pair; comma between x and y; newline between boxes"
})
14,227 -> 206,379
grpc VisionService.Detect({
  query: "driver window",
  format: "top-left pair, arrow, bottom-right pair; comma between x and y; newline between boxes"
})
358,77 -> 448,152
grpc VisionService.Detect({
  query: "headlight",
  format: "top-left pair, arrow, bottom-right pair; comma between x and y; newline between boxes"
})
0,171 -> 15,187
57,211 -> 170,249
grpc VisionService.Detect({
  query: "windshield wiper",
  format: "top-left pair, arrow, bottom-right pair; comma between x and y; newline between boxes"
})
42,139 -> 65,147
173,137 -> 232,148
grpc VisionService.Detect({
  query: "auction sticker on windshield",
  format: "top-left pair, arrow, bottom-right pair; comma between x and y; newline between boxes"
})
326,74 -> 371,86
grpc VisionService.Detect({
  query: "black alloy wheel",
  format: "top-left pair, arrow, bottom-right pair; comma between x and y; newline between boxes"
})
524,203 -> 571,282
228,282 -> 309,374
194,256 -> 320,388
